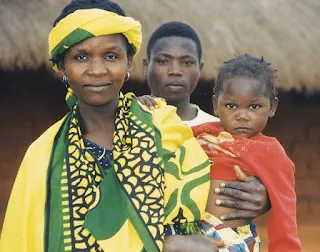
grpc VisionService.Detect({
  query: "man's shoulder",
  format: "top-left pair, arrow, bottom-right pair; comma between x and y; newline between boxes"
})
183,105 -> 219,127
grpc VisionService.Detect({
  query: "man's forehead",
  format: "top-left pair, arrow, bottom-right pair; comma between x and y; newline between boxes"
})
151,36 -> 198,56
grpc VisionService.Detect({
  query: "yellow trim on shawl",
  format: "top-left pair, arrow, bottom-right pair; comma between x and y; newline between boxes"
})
0,117 -> 66,252
150,99 -> 210,223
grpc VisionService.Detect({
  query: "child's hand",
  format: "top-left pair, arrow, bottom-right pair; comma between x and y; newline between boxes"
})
137,95 -> 159,110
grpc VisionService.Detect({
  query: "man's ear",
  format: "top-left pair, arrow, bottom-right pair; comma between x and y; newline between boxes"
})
199,61 -> 204,71
212,95 -> 219,117
269,97 -> 279,117
142,58 -> 149,77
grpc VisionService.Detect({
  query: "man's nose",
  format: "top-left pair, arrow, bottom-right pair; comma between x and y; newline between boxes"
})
168,61 -> 182,76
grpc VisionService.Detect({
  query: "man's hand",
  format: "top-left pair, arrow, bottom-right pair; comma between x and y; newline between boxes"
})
137,95 -> 159,109
163,235 -> 220,252
215,165 -> 271,221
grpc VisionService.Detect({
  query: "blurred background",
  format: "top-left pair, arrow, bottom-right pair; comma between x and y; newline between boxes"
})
1,0 -> 319,251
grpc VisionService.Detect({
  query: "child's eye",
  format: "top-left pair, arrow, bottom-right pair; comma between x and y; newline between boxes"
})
226,104 -> 236,109
250,104 -> 260,109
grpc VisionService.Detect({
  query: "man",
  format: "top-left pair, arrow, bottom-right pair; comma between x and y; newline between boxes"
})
141,21 -> 270,222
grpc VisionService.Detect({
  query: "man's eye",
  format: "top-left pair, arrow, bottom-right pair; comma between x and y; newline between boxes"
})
157,59 -> 168,64
250,104 -> 260,109
183,60 -> 195,66
226,104 -> 236,109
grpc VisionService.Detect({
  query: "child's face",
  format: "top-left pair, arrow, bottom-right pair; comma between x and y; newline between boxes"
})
212,77 -> 278,138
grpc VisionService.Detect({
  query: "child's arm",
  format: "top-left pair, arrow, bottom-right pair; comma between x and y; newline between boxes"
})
245,138 -> 301,252
194,123 -> 271,222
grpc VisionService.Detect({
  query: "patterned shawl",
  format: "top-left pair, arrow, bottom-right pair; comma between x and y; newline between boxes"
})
0,93 -> 210,252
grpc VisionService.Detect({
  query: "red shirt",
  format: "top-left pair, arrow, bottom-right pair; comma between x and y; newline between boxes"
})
193,122 -> 301,252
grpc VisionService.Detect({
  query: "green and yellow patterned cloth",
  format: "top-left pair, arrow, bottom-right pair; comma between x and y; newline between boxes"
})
0,93 -> 210,252
48,8 -> 142,71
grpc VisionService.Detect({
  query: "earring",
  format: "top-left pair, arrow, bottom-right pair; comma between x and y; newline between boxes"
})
62,74 -> 69,87
124,72 -> 130,82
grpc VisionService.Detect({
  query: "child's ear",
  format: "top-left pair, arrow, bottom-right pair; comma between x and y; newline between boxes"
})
269,97 -> 278,117
212,95 -> 219,117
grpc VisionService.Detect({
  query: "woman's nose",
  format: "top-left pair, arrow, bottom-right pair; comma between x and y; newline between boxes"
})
87,59 -> 108,76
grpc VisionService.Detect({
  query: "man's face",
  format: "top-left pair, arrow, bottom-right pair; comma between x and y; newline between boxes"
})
144,36 -> 202,105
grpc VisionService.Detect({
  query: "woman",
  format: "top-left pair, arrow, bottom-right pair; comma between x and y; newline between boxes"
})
0,1 -> 219,251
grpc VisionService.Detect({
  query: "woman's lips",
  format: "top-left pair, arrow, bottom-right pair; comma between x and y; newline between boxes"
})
84,83 -> 111,92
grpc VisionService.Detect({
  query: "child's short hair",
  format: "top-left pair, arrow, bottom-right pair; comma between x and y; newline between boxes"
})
214,54 -> 277,99
147,21 -> 202,62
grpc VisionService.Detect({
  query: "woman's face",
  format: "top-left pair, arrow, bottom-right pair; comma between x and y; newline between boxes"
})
60,34 -> 132,107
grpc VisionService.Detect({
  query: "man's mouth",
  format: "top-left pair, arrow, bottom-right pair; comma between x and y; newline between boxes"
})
165,81 -> 185,91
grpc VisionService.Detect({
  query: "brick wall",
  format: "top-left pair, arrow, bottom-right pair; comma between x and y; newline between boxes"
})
0,69 -> 319,233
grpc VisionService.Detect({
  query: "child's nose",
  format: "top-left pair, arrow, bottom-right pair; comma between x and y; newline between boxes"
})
236,110 -> 250,121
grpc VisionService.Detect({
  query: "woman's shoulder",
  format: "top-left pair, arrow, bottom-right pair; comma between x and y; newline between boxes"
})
26,116 -> 67,156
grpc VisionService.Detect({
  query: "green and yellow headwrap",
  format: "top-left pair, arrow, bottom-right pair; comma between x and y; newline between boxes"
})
48,8 -> 142,72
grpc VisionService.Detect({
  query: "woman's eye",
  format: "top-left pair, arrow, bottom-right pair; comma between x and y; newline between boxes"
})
76,55 -> 87,60
226,104 -> 236,109
105,54 -> 117,60
250,104 -> 260,109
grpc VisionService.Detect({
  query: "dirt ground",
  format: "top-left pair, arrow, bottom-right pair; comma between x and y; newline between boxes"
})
258,224 -> 320,252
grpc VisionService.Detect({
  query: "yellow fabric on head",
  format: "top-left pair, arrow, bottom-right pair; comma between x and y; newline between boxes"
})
48,8 -> 142,71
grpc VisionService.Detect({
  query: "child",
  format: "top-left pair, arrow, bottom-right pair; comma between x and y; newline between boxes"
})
193,54 -> 301,252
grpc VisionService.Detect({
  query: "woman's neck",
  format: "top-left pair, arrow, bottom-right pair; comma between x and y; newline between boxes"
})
77,99 -> 118,149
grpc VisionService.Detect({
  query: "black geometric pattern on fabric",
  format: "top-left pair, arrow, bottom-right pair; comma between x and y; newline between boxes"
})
112,95 -> 165,251
63,109 -> 104,251
62,94 -> 165,252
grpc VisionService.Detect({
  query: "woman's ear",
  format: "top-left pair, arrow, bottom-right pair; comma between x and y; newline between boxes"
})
269,97 -> 279,117
212,95 -> 219,117
127,55 -> 133,70
57,61 -> 65,74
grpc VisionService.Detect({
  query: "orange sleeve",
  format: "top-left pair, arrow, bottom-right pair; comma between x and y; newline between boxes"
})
244,136 -> 301,252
